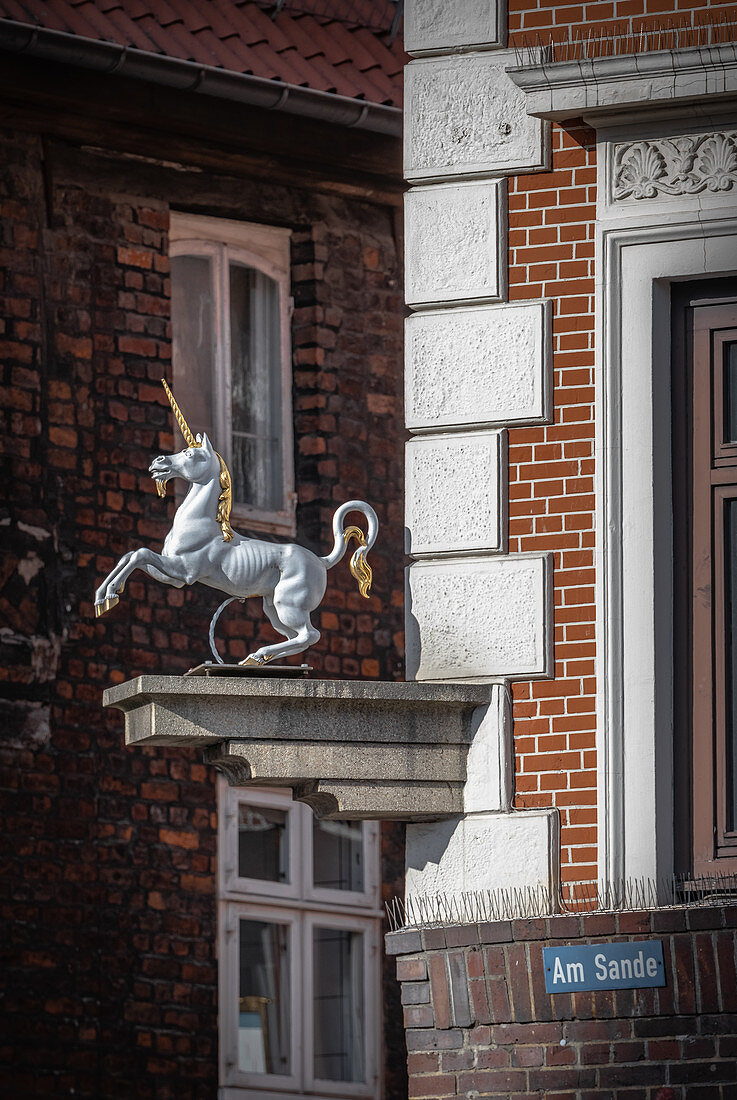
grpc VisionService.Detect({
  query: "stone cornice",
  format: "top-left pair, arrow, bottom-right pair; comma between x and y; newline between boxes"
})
104,674 -> 492,820
506,43 -> 737,121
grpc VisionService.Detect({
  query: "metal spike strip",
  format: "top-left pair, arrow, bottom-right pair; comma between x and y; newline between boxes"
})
386,873 -> 737,931
510,15 -> 737,68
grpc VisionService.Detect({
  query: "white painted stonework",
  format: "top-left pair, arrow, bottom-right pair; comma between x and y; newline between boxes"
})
406,554 -> 552,682
464,684 -> 513,814
400,0 -> 560,897
506,43 -> 737,122
612,131 -> 737,203
404,0 -> 503,56
404,52 -> 549,182
405,809 -> 559,897
405,301 -> 552,430
598,115 -> 737,221
405,431 -> 506,557
405,181 -> 506,308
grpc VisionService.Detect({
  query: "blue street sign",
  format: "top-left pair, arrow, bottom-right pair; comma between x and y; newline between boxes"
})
543,941 -> 666,993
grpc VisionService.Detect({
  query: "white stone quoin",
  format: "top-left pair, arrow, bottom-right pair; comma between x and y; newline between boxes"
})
404,51 -> 549,182
404,180 -> 506,307
463,683 -> 513,814
404,0 -> 504,56
405,430 -> 507,556
405,300 -> 552,430
406,554 -> 552,682
400,0 -> 559,903
405,808 -> 559,897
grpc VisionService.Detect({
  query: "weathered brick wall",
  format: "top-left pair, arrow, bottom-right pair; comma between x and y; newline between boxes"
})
0,127 -> 406,1097
387,907 -> 737,1098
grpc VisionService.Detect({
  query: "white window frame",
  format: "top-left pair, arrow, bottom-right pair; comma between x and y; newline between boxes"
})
222,901 -> 302,1093
303,911 -> 380,1099
217,779 -> 382,1100
305,818 -> 380,910
219,786 -> 301,903
170,212 -> 296,536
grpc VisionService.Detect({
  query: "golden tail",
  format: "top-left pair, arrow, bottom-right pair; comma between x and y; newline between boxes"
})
344,525 -> 372,598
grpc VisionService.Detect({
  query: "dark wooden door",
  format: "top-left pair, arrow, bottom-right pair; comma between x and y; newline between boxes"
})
674,293 -> 737,877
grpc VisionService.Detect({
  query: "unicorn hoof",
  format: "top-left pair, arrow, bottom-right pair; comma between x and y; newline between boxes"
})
95,594 -> 120,617
240,653 -> 273,667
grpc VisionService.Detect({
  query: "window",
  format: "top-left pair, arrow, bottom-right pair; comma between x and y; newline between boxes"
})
170,213 -> 295,534
217,781 -> 382,1099
673,291 -> 737,877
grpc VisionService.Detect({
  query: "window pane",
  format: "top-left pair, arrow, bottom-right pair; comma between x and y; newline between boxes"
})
726,499 -> 737,830
313,819 -> 364,892
171,255 -> 215,442
238,919 -> 290,1076
313,927 -> 365,1083
724,342 -> 737,444
229,263 -> 283,511
238,803 -> 289,883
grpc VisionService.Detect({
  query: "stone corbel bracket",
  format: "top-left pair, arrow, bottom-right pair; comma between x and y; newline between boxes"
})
103,676 -> 491,820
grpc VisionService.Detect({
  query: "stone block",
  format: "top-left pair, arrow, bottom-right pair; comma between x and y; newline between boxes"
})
406,554 -> 553,682
405,52 -> 549,182
405,809 -> 560,896
405,301 -> 552,430
405,430 -> 506,556
404,0 -> 504,55
405,181 -> 506,308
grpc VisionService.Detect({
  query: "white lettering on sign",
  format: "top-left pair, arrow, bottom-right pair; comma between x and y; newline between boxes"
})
543,941 -> 665,993
552,956 -> 585,984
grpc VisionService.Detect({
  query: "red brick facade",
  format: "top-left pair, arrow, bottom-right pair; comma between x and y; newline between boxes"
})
387,907 -> 737,1097
505,2 -> 737,883
0,123 -> 405,1096
507,122 -> 598,885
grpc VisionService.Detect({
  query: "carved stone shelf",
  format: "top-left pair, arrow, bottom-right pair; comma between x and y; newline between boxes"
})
103,675 -> 491,820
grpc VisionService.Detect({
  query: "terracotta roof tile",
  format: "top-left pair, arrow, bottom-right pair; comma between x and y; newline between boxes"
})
317,16 -> 377,71
170,0 -> 211,34
47,0 -> 104,38
231,3 -> 294,53
187,0 -> 238,41
0,0 -> 404,106
103,7 -> 159,51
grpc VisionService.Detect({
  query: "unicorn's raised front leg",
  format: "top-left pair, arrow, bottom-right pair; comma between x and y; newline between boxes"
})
95,549 -> 140,615
95,548 -> 189,617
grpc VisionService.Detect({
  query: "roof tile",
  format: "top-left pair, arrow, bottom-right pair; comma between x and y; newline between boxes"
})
103,7 -> 160,51
0,0 -> 403,106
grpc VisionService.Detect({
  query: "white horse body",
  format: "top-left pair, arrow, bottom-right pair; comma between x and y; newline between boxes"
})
94,427 -> 378,665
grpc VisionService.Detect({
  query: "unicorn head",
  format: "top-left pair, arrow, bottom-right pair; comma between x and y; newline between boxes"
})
150,379 -> 234,542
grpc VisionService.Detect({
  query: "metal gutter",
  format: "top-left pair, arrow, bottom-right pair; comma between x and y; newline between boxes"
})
0,18 -> 402,137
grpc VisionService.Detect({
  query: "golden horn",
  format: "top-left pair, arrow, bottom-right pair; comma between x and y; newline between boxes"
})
161,378 -> 198,448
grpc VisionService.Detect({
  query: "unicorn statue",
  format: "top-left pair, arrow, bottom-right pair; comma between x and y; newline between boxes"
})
94,380 -> 378,666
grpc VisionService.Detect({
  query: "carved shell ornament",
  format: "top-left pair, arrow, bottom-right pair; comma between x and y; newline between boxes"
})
613,132 -> 737,202
617,142 -> 668,200
698,134 -> 737,192
94,381 -> 379,667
